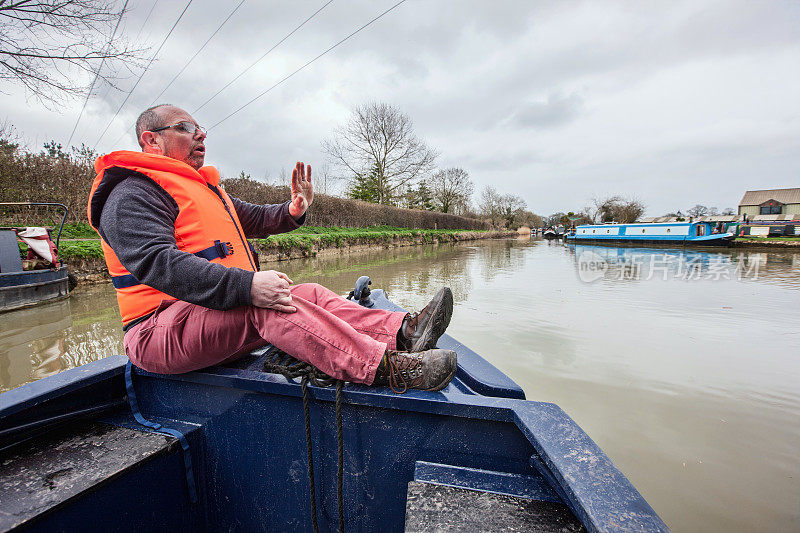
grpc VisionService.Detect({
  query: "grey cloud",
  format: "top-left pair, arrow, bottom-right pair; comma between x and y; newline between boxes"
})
508,93 -> 584,129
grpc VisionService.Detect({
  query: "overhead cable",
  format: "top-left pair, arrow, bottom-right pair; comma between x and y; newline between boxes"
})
66,0 -> 130,148
209,0 -> 407,130
193,0 -> 334,114
93,0 -> 194,150
148,0 -> 246,107
107,0 -> 246,150
134,0 -> 159,42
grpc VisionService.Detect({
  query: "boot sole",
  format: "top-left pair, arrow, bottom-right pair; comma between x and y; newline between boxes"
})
410,288 -> 454,352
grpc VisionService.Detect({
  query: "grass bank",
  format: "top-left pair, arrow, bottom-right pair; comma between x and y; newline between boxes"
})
733,237 -> 800,248
20,225 -> 515,282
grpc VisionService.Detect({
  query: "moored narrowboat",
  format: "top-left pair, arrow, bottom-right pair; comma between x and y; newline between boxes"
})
0,203 -> 72,312
567,221 -> 734,247
0,283 -> 668,532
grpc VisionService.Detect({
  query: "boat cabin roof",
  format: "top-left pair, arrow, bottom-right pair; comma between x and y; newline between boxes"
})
577,221 -> 707,229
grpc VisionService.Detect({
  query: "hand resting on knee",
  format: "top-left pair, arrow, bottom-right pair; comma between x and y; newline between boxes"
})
250,270 -> 297,313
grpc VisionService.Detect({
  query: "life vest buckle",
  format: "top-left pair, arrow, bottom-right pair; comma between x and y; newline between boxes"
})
214,239 -> 234,258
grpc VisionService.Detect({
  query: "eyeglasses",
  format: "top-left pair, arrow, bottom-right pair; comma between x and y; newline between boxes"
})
150,121 -> 206,136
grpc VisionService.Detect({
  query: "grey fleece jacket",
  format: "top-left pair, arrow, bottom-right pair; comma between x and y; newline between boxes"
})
97,175 -> 304,319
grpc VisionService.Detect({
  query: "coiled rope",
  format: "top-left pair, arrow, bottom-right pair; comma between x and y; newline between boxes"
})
262,347 -> 345,533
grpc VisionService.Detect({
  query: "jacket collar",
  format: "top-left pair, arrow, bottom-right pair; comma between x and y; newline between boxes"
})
95,151 -> 219,186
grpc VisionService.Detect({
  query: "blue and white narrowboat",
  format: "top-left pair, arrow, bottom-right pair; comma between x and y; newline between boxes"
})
567,221 -> 734,247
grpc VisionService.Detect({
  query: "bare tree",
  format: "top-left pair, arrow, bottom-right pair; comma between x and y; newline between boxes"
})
274,167 -> 291,188
593,195 -> 645,224
545,212 -> 567,227
721,207 -> 735,216
428,167 -> 474,214
478,186 -> 502,227
314,163 -> 343,196
477,186 -> 528,227
498,194 -> 527,228
687,204 -> 709,218
322,102 -> 438,205
0,0 -> 141,104
515,210 -> 543,229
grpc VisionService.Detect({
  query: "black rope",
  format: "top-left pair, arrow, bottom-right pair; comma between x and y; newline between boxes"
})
263,346 -> 345,532
301,377 -> 320,533
336,380 -> 344,533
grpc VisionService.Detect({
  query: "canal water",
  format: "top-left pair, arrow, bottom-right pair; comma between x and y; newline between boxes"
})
1,238 -> 798,532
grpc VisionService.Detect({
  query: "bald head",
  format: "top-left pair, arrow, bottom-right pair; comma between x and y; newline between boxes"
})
135,104 -> 174,149
135,104 -> 207,169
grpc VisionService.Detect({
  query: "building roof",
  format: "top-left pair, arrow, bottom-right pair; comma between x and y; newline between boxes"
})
739,188 -> 800,206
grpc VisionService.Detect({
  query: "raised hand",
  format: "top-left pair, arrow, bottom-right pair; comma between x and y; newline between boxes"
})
289,161 -> 313,219
250,270 -> 296,313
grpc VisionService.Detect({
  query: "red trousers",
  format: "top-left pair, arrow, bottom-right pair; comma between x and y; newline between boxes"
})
123,283 -> 407,384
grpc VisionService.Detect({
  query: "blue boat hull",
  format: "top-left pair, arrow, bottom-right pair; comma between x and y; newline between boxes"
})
566,234 -> 734,247
0,290 -> 668,532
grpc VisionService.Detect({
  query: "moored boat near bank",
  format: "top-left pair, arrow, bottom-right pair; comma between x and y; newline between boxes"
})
567,221 -> 734,247
0,203 -> 71,312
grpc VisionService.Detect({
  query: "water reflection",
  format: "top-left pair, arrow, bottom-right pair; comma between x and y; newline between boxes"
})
568,243 -> 800,289
0,299 -> 72,390
0,283 -> 123,392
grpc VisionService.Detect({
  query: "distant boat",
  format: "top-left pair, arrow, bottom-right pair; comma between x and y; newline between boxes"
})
543,228 -> 557,240
566,221 -> 735,247
0,202 -> 71,312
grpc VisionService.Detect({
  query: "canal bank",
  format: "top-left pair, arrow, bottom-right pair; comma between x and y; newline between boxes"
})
733,237 -> 800,248
55,227 -> 515,284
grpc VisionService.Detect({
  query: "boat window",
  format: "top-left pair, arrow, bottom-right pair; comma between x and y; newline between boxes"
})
642,229 -> 646,233
667,228 -> 671,233
697,224 -> 706,236
592,229 -> 596,233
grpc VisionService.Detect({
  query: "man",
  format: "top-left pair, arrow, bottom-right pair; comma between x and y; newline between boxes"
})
88,104 -> 457,391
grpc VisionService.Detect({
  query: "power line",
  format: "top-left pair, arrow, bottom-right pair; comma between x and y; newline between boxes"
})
209,0 -> 407,130
106,0 -> 245,149
65,0 -> 129,148
193,0 -> 334,114
148,0 -> 246,107
95,0 -> 155,107
134,0 -> 159,42
92,0 -> 194,150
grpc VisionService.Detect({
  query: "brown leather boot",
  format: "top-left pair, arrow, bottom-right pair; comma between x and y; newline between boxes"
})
398,287 -> 454,352
373,349 -> 457,393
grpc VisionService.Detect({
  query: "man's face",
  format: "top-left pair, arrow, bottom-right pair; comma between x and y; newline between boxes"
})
145,107 -> 206,169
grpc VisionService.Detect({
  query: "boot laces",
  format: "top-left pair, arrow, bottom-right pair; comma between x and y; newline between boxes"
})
385,351 -> 423,394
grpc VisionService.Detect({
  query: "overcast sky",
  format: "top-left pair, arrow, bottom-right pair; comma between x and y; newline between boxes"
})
2,0 -> 798,216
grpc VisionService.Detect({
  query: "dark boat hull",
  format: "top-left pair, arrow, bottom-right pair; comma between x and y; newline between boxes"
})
566,235 -> 734,247
0,266 -> 69,313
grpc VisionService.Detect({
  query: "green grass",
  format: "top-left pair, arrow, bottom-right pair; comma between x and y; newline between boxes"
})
736,236 -> 800,242
19,226 -> 495,260
60,222 -> 99,239
19,239 -> 104,259
255,226 -> 485,253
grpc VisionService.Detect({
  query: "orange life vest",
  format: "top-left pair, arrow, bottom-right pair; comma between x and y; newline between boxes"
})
88,151 -> 256,326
